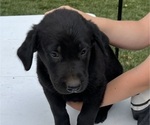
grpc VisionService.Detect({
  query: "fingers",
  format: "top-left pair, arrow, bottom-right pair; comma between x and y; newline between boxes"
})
67,101 -> 82,111
45,5 -> 74,15
44,5 -> 95,21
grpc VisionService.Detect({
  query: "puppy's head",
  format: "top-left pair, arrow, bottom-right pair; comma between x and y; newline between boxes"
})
17,9 -> 108,94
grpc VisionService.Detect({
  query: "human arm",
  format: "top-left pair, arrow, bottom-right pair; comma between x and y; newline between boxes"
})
79,12 -> 150,50
68,56 -> 150,110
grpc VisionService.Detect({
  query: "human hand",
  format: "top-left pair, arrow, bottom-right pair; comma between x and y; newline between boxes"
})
45,5 -> 96,19
45,5 -> 82,15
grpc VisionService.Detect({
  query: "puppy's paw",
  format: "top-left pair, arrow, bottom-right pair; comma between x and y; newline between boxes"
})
95,109 -> 108,123
95,105 -> 112,123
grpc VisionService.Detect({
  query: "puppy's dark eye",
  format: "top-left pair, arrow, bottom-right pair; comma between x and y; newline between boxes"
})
80,48 -> 87,56
50,51 -> 60,58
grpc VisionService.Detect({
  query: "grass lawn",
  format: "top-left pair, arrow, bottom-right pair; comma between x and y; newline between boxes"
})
0,0 -> 149,71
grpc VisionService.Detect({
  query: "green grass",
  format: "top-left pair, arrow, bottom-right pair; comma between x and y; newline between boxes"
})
0,0 -> 149,71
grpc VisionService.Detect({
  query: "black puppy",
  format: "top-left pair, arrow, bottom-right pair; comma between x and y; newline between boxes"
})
17,9 -> 123,125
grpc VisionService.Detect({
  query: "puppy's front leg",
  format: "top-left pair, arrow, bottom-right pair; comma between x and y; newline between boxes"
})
77,87 -> 105,125
44,89 -> 70,125
77,104 -> 99,125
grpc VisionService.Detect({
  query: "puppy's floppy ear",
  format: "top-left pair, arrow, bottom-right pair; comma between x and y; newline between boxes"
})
17,25 -> 38,71
88,21 -> 109,56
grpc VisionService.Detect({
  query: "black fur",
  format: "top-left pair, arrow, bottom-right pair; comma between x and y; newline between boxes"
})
17,9 -> 123,125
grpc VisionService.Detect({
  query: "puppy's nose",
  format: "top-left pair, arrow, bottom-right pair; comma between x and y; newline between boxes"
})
66,85 -> 81,93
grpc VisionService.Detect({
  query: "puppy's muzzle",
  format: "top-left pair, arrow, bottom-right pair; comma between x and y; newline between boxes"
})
66,77 -> 81,93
